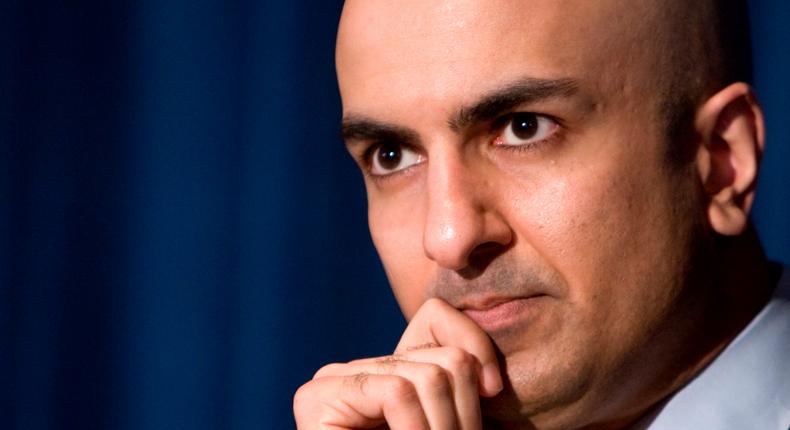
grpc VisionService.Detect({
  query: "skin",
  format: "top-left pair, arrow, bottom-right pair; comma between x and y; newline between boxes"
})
294,1 -> 773,429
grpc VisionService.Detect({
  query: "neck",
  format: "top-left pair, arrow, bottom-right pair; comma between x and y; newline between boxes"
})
623,226 -> 779,430
704,227 -> 778,357
588,226 -> 778,430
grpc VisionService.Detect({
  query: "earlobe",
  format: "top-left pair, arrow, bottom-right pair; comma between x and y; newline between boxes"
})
695,83 -> 765,236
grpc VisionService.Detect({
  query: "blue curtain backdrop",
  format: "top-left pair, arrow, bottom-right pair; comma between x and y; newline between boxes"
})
1,1 -> 788,429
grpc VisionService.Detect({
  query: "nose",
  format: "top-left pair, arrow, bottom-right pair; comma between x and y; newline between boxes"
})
422,149 -> 513,272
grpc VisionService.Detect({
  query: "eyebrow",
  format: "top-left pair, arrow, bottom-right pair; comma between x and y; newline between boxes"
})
448,77 -> 579,131
341,116 -> 421,148
340,76 -> 580,147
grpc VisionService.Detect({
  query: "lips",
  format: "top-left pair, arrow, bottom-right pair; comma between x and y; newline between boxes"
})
461,296 -> 546,333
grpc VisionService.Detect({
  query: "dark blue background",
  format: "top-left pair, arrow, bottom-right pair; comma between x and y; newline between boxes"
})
1,1 -> 788,429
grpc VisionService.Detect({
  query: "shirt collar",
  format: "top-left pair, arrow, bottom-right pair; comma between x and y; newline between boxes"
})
634,268 -> 790,429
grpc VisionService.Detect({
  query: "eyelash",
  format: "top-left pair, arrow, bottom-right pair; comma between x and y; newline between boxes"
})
491,112 -> 564,152
360,142 -> 421,182
357,111 -> 564,181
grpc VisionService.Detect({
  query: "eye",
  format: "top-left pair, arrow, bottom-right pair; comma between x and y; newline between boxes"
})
497,112 -> 559,147
369,141 -> 424,176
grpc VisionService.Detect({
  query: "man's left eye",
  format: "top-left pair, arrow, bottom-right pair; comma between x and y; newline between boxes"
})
497,112 -> 559,147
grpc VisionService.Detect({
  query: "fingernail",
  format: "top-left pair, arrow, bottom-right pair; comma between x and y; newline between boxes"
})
482,363 -> 503,395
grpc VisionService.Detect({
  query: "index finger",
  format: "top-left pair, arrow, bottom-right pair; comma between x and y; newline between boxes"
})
395,298 -> 503,397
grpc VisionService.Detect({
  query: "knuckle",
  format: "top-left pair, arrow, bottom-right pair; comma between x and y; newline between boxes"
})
375,355 -> 403,374
343,372 -> 371,395
421,297 -> 446,314
404,342 -> 439,352
443,346 -> 476,370
313,362 -> 341,379
441,347 -> 478,384
293,381 -> 317,417
416,363 -> 451,393
383,376 -> 419,404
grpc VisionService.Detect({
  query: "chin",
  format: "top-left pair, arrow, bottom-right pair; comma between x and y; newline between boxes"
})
481,350 -> 595,430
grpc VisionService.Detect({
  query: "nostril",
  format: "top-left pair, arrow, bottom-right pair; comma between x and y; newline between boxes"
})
458,242 -> 511,280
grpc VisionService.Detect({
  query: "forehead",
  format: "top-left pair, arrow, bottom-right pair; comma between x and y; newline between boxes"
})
336,0 -> 660,119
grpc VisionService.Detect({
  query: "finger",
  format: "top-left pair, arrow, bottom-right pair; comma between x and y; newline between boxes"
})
294,374 -> 429,430
319,348 -> 482,430
396,298 -> 503,396
314,358 -> 458,430
408,348 -> 483,430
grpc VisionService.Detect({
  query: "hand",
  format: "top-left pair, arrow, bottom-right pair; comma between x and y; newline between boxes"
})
293,298 -> 504,430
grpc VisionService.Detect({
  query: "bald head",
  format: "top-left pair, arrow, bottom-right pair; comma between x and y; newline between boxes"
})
661,0 -> 753,90
337,0 -> 753,166
650,0 -> 753,158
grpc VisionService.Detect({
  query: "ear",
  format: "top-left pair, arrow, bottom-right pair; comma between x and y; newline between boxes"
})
695,83 -> 765,236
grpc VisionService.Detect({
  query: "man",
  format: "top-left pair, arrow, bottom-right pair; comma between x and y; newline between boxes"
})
294,0 -> 790,428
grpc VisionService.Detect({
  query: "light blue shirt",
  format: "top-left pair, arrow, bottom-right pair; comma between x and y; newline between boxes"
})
636,270 -> 790,429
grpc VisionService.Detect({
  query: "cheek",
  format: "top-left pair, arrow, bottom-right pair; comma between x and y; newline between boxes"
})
368,195 -> 431,318
502,170 -> 612,264
502,153 -> 677,310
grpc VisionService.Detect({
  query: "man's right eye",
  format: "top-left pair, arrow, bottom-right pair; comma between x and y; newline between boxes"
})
368,142 -> 424,177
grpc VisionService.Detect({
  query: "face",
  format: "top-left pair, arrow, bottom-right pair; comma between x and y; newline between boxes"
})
337,0 -> 709,428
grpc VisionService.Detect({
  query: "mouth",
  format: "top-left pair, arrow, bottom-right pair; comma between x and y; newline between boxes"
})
461,295 -> 547,333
